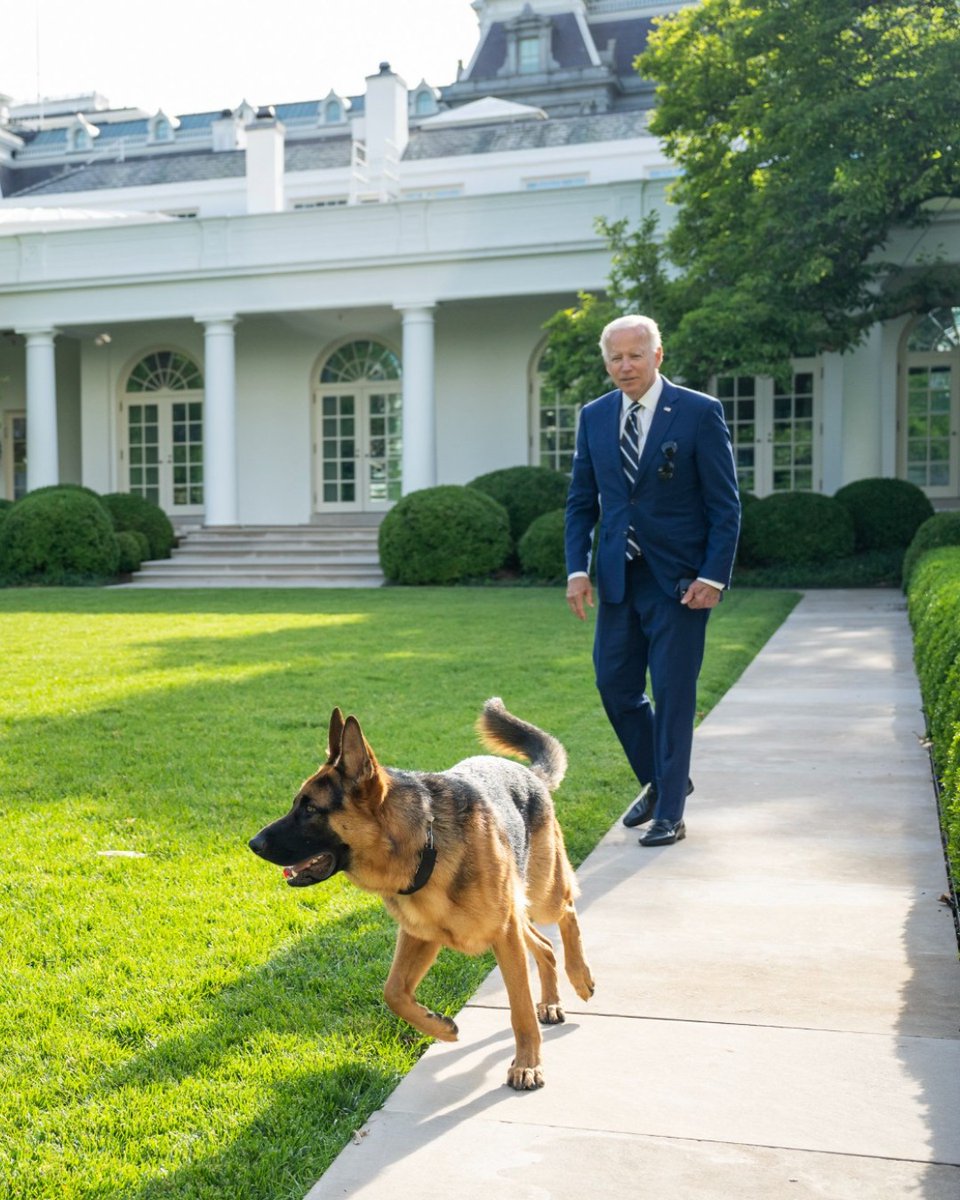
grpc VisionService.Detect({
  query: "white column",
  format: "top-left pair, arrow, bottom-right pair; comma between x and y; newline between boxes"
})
196,316 -> 239,525
820,352 -> 844,494
396,304 -> 436,494
18,328 -> 59,491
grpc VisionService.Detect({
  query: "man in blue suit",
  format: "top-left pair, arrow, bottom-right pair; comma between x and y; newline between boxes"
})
565,315 -> 741,846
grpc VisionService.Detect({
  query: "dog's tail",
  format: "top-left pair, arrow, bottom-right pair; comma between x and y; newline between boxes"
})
477,697 -> 567,791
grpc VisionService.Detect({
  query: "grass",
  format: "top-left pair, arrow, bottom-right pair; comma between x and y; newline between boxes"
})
0,585 -> 799,1199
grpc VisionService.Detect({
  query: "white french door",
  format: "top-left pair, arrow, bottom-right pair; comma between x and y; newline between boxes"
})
313,385 -> 402,512
716,366 -> 819,496
122,393 -> 204,515
899,354 -> 959,499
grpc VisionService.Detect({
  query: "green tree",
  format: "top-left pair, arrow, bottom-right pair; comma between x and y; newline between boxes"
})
636,0 -> 960,381
545,1 -> 960,389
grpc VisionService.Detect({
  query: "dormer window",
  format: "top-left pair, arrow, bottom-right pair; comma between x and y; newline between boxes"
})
148,110 -> 180,144
66,114 -> 99,153
518,35 -> 540,74
499,8 -> 557,80
412,84 -> 438,117
321,92 -> 346,125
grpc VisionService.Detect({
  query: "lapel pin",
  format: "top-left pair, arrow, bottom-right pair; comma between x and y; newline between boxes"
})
664,406 -> 672,412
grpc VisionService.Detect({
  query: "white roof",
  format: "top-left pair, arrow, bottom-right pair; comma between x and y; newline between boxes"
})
419,97 -> 547,128
0,207 -> 176,235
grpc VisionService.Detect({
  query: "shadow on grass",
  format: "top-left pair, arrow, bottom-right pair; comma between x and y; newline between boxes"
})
92,915 -> 409,1200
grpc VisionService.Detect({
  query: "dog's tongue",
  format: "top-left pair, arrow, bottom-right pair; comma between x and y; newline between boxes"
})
284,852 -> 337,887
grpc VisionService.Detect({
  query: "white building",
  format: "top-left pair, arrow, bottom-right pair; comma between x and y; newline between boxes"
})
0,0 -> 957,532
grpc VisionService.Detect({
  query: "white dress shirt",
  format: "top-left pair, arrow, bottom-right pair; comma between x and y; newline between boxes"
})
569,375 -> 725,592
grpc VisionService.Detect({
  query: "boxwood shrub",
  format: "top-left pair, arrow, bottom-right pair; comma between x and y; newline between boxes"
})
467,466 -> 569,545
115,530 -> 144,574
906,545 -> 960,888
739,492 -> 855,566
378,485 -> 510,585
834,477 -> 934,551
0,487 -> 120,584
902,512 -> 960,589
518,509 -> 565,582
101,492 -> 175,559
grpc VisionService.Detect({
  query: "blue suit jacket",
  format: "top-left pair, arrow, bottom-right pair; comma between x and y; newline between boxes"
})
565,378 -> 741,604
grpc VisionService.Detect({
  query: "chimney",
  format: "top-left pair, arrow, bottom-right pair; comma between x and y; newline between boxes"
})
245,106 -> 286,213
362,62 -> 408,181
212,108 -> 246,152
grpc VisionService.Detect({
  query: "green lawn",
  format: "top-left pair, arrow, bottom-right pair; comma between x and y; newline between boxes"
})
0,585 -> 799,1199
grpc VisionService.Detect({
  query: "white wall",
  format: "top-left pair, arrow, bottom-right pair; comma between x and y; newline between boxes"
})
435,295 -> 569,483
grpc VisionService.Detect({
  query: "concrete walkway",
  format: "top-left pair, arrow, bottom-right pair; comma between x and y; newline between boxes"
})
307,590 -> 960,1200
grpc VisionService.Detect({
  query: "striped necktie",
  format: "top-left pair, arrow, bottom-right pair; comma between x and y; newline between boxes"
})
621,402 -> 642,560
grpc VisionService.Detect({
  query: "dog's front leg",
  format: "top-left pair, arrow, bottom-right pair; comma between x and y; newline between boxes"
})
384,930 -> 458,1042
494,917 -> 544,1090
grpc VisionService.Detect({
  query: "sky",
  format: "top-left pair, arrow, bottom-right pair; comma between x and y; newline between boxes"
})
1,0 -> 483,116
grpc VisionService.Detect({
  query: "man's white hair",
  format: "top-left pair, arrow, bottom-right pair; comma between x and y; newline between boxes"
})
599,315 -> 662,360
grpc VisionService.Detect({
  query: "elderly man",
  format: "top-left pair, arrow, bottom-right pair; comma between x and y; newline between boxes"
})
564,315 -> 741,846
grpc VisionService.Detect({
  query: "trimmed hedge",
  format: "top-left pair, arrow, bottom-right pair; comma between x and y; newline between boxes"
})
378,485 -> 511,585
734,548 -> 903,589
739,492 -> 855,566
902,512 -> 960,589
115,530 -> 144,574
100,492 -> 175,559
467,466 -> 570,545
834,477 -> 934,551
906,546 -> 960,890
518,509 -> 566,582
0,487 -> 120,584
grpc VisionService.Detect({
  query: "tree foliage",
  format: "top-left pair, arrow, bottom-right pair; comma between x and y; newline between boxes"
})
545,0 -> 960,388
638,0 -> 960,380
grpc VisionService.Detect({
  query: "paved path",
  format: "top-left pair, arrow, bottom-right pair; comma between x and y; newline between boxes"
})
307,590 -> 960,1200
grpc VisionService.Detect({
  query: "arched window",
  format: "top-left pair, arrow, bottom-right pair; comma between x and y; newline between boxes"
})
324,99 -> 343,124
126,350 -> 204,393
321,339 -> 401,383
908,306 -> 960,352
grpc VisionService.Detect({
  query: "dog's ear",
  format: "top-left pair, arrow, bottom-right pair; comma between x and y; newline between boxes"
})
339,715 -> 380,783
327,707 -> 345,762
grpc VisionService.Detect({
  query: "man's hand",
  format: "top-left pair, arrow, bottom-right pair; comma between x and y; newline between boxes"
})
681,580 -> 722,610
566,575 -> 594,621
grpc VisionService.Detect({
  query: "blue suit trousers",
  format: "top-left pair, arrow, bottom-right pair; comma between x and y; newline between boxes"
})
593,557 -> 709,825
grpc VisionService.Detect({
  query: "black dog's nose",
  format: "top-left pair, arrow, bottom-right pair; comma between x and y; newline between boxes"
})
248,833 -> 267,857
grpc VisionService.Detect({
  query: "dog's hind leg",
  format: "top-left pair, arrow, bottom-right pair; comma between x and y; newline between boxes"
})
494,915 -> 544,1090
523,922 -> 565,1025
384,930 -> 458,1042
557,900 -> 595,1002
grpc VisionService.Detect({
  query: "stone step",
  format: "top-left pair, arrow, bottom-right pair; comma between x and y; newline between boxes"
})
163,550 -> 380,563
119,525 -> 386,588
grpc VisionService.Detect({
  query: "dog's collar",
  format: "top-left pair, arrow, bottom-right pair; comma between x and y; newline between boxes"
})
398,823 -> 436,895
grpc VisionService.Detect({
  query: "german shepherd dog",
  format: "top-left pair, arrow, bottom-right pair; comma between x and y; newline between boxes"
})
249,698 -> 594,1090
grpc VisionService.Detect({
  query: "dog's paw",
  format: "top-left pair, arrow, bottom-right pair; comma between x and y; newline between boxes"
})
427,1011 -> 459,1042
537,1002 -> 565,1025
507,1061 -> 544,1090
570,966 -> 596,1001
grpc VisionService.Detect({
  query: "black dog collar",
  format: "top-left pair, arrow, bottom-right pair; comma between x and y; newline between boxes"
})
398,824 -> 436,895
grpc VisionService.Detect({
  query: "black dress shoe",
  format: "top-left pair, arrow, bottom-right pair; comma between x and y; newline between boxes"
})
622,779 -> 694,829
622,783 -> 656,828
639,819 -> 686,847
